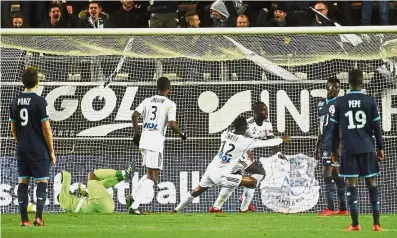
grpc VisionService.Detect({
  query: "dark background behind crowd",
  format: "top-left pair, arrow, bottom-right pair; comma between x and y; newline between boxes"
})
1,1 -> 396,29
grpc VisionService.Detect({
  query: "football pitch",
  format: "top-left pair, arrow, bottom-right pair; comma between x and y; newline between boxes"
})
2,213 -> 397,238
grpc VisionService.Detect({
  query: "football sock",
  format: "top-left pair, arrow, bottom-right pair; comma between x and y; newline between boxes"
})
131,178 -> 154,210
17,183 -> 29,222
368,186 -> 380,226
175,194 -> 195,212
324,176 -> 335,211
347,186 -> 359,226
100,177 -> 121,189
240,188 -> 255,211
334,176 -> 347,211
213,187 -> 234,210
36,182 -> 47,219
94,169 -> 125,181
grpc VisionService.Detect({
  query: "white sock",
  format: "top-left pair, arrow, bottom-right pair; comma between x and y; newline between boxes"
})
175,194 -> 195,212
213,187 -> 235,210
131,178 -> 154,210
240,174 -> 263,211
132,175 -> 147,198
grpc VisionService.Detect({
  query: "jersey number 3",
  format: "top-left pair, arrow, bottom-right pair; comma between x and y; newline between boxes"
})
150,106 -> 157,120
345,110 -> 366,129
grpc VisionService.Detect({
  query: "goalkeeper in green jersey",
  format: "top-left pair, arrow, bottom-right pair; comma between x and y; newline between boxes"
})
57,162 -> 135,214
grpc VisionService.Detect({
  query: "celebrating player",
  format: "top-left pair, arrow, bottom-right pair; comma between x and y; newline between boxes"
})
58,163 -> 135,214
210,102 -> 287,213
330,69 -> 384,231
172,116 -> 283,213
127,76 -> 187,215
9,67 -> 55,226
315,77 -> 348,216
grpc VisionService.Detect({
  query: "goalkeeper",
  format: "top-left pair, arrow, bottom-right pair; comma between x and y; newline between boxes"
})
57,162 -> 135,214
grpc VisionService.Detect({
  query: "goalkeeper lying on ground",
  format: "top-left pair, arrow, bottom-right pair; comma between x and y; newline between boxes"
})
57,162 -> 135,214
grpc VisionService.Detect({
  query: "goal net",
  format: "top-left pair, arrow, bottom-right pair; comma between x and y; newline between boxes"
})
1,28 -> 396,214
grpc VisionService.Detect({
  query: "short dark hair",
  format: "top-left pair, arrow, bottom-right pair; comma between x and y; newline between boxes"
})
48,3 -> 61,13
22,67 -> 39,89
348,69 -> 363,87
252,101 -> 266,110
89,1 -> 101,7
11,12 -> 24,20
185,11 -> 198,19
232,116 -> 247,130
327,77 -> 340,85
157,77 -> 171,91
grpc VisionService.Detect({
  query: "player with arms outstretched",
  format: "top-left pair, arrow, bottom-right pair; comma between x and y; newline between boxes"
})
330,69 -> 384,231
127,77 -> 186,215
58,163 -> 135,214
9,67 -> 56,226
210,102 -> 287,213
315,77 -> 348,216
172,116 -> 283,212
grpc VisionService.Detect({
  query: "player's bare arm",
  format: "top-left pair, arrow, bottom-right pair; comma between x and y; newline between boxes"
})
42,120 -> 56,166
132,111 -> 141,145
10,121 -> 17,141
168,121 -> 187,140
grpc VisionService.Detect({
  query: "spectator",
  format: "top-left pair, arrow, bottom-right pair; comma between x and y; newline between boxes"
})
236,14 -> 250,27
12,13 -> 25,28
40,3 -> 70,28
79,1 -> 112,28
111,0 -> 147,28
149,0 -> 179,28
210,0 -> 230,27
257,4 -> 288,27
312,2 -> 335,26
185,11 -> 200,28
362,1 -> 389,25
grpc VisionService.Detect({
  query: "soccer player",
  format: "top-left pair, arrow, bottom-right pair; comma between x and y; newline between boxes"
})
58,163 -> 134,214
127,76 -> 187,215
172,116 -> 283,212
315,77 -> 348,216
210,102 -> 287,213
330,69 -> 384,231
9,67 -> 55,226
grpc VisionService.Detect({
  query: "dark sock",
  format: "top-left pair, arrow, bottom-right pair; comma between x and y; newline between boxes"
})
17,183 -> 29,222
347,186 -> 359,226
36,183 -> 48,219
368,186 -> 380,226
334,176 -> 347,211
324,176 -> 335,211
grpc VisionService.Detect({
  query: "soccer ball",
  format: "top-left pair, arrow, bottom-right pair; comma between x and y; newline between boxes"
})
27,202 -> 36,213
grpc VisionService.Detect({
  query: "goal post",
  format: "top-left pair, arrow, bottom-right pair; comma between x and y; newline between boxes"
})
0,27 -> 396,214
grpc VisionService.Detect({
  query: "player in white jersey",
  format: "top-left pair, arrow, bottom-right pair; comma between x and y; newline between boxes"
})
127,77 -> 187,215
210,102 -> 287,213
172,116 -> 283,213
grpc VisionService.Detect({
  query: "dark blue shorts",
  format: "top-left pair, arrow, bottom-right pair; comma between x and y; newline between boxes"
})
321,145 -> 336,166
339,152 -> 379,178
17,151 -> 50,181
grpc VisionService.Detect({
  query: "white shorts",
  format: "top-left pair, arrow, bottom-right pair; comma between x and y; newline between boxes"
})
140,149 -> 163,170
199,169 -> 242,188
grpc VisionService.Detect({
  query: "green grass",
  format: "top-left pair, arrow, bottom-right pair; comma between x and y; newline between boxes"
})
2,213 -> 397,238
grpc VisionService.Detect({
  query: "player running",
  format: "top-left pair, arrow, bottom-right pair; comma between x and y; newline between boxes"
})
127,76 -> 187,215
314,77 -> 348,216
172,116 -> 283,212
210,102 -> 287,213
330,69 -> 384,231
58,163 -> 135,214
9,67 -> 56,226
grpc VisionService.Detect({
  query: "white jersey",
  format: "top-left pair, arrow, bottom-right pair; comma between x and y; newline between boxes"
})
206,130 -> 282,173
135,95 -> 176,153
245,117 -> 274,139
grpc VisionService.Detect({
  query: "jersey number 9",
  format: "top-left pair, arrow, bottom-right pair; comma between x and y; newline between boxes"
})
20,108 -> 28,126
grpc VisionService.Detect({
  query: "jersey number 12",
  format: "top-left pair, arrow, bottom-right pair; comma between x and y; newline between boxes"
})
345,110 -> 366,129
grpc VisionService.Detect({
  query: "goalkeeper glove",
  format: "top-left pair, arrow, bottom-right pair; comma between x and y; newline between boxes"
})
277,152 -> 287,160
133,133 -> 141,146
180,132 -> 187,141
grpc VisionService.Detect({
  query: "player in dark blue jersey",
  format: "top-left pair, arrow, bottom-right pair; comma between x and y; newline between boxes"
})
330,69 -> 384,232
314,77 -> 347,216
9,67 -> 56,227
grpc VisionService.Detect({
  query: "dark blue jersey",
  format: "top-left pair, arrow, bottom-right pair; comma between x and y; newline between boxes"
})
330,91 -> 380,155
9,92 -> 50,156
317,97 -> 337,147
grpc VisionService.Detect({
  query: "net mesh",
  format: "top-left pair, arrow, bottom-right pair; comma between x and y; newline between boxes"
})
1,32 -> 396,213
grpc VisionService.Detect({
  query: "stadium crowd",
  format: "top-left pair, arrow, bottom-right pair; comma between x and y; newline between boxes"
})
1,1 -> 397,29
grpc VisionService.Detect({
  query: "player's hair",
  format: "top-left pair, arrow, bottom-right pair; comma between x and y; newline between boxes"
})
157,77 -> 171,91
48,3 -> 61,13
327,77 -> 340,85
252,101 -> 266,110
232,116 -> 247,130
348,68 -> 363,87
22,67 -> 39,89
